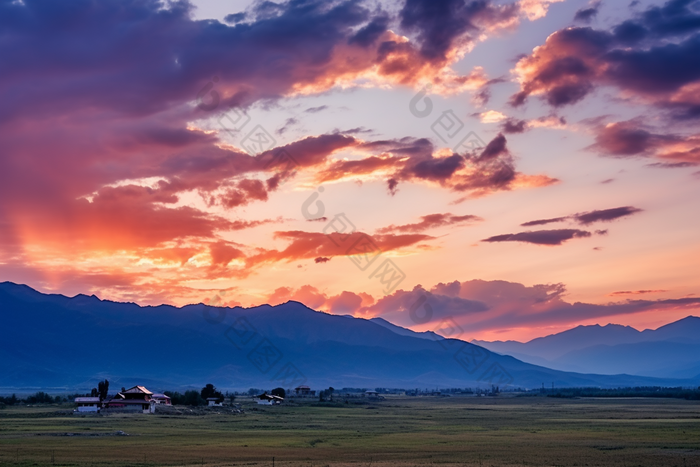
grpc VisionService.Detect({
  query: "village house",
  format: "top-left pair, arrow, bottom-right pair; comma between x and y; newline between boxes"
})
207,397 -> 223,407
294,385 -> 313,396
74,396 -> 101,413
255,393 -> 284,405
105,385 -> 154,413
151,393 -> 172,405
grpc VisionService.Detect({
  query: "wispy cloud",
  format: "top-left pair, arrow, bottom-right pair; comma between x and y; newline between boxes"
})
377,213 -> 483,234
482,229 -> 594,245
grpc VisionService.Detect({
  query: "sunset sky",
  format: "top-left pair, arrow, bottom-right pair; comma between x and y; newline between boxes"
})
1,0 -> 699,341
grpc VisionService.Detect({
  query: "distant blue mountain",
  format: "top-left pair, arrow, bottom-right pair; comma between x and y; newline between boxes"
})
1,282 -> 697,393
474,317 -> 700,378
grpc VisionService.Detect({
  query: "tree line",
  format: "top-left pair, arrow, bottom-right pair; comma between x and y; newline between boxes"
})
545,386 -> 700,399
0,392 -> 66,406
164,383 -> 229,406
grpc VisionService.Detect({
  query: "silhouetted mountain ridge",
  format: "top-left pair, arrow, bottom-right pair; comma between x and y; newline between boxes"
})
1,281 -> 697,391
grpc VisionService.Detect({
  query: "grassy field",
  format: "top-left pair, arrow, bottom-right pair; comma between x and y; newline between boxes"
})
0,395 -> 699,466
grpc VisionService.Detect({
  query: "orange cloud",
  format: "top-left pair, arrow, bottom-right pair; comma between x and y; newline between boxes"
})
376,213 -> 483,234
246,230 -> 433,269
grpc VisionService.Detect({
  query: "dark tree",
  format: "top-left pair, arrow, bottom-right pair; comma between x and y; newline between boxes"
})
184,390 -> 206,406
0,394 -> 18,405
200,383 -> 223,402
26,392 -> 55,404
97,380 -> 109,401
271,387 -> 285,398
319,387 -> 335,401
163,391 -> 183,405
90,388 -> 98,397
164,390 -> 205,406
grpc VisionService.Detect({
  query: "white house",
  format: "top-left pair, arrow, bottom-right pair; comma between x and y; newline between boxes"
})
151,393 -> 172,405
255,393 -> 283,405
207,397 -> 223,407
74,397 -> 101,412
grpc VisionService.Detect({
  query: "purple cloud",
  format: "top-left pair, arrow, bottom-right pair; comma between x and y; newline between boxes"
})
511,0 -> 700,119
574,206 -> 643,225
482,229 -> 593,245
520,216 -> 569,227
520,206 -> 643,228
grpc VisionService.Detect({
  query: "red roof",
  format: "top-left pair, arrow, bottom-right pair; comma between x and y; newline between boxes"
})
122,385 -> 153,395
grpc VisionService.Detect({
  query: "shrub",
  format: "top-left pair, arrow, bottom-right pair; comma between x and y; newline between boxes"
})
163,390 -> 206,406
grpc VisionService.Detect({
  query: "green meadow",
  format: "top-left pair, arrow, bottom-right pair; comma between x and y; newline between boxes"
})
1,396 -> 699,466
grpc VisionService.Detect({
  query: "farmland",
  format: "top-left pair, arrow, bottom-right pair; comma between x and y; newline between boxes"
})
0,395 -> 699,466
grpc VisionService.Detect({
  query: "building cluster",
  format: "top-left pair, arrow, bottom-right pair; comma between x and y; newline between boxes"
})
253,386 -> 388,404
74,385 -> 171,414
75,384 -> 393,412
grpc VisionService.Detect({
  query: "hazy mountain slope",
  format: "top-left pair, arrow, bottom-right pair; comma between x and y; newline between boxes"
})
473,323 -> 643,360
474,317 -> 700,377
550,341 -> 700,378
1,282 -> 697,392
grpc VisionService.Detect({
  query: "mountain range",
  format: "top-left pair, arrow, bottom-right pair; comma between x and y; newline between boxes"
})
473,317 -> 700,378
1,281 -> 698,392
